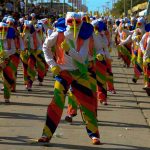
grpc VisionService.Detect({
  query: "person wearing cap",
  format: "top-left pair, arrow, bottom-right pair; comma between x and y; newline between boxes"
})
131,17 -> 146,83
117,22 -> 132,68
21,20 -> 37,91
33,23 -> 47,86
114,19 -> 121,59
91,19 -> 108,105
0,20 -> 17,103
5,17 -> 20,92
103,19 -> 116,94
37,13 -> 100,145
140,23 -> 150,90
30,13 -> 37,25
130,17 -> 137,31
64,12 -> 97,122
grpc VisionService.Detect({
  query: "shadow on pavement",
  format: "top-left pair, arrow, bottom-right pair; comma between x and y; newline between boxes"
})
0,136 -> 149,150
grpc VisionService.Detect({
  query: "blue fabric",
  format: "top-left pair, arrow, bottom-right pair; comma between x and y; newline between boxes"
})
7,27 -> 16,39
30,25 -> 35,34
78,22 -> 94,40
145,23 -> 150,32
116,20 -> 120,26
98,21 -> 105,32
55,17 -> 66,32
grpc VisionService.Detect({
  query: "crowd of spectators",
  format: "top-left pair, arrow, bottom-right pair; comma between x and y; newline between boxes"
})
0,0 -> 57,21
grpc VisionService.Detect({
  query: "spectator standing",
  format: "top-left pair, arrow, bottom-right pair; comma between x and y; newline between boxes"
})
5,0 -> 14,15
20,0 -> 25,14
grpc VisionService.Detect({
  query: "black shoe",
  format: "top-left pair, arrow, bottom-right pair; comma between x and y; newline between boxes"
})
1,87 -> 4,91
132,78 -> 137,83
65,116 -> 72,123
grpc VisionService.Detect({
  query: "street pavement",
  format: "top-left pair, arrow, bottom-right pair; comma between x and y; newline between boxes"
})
0,48 -> 150,150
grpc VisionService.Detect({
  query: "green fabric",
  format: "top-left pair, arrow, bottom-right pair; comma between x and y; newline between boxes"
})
54,88 -> 65,109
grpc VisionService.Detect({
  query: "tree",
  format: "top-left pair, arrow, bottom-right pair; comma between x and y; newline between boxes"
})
111,0 -> 147,17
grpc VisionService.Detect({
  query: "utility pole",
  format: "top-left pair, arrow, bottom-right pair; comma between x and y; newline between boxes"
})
63,0 -> 65,16
24,0 -> 28,14
72,0 -> 74,12
124,0 -> 126,16
51,0 -> 53,8
131,0 -> 133,13
106,1 -> 110,15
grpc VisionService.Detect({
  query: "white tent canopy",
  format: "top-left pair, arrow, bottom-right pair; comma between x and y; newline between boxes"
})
139,9 -> 147,16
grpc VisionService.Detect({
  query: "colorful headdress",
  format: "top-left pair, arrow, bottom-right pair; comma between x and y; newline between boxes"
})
78,12 -> 90,23
66,12 -> 82,38
136,17 -> 145,27
6,17 -> 15,26
145,23 -> 150,32
54,17 -> 66,32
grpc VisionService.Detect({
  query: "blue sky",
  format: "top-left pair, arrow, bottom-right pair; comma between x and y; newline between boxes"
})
33,0 -> 112,13
85,0 -> 112,13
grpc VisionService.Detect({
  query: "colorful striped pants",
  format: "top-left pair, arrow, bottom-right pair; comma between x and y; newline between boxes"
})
132,49 -> 143,81
66,62 -> 97,117
20,50 -> 29,86
96,58 -> 107,103
3,56 -> 16,99
106,58 -> 115,92
143,62 -> 150,87
27,50 -> 46,87
10,52 -> 20,91
41,69 -> 100,139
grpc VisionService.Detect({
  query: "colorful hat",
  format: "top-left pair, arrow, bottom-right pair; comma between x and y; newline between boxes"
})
145,23 -> 150,32
78,22 -> 93,40
66,12 -> 81,27
54,17 -> 66,32
31,13 -> 36,17
91,19 -> 99,27
19,18 -> 24,24
2,16 -> 8,23
35,23 -> 43,31
125,22 -> 131,27
131,16 -> 136,21
6,17 -> 15,26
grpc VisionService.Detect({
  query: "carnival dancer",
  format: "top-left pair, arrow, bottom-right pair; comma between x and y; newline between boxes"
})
92,19 -> 109,105
140,23 -> 150,92
0,21 -> 17,103
118,22 -> 132,68
34,23 -> 47,85
6,17 -> 21,92
37,13 -> 100,145
104,19 -> 116,94
130,17 -> 137,31
65,12 -> 97,122
20,20 -> 32,89
132,17 -> 146,83
25,20 -> 40,91
114,19 -> 121,59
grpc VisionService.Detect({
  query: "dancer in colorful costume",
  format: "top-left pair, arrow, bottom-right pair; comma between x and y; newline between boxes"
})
132,17 -> 146,83
65,12 -> 97,122
37,12 -> 100,145
140,23 -> 150,92
117,21 -> 132,68
0,21 -> 17,103
91,19 -> 108,104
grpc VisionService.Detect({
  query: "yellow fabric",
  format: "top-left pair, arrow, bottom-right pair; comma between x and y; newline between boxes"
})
51,66 -> 61,76
43,125 -> 53,138
143,58 -> 150,66
61,40 -> 70,52
96,54 -> 104,61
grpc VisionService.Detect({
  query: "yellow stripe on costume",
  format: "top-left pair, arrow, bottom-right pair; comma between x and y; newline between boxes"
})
54,80 -> 65,91
43,125 -> 53,138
